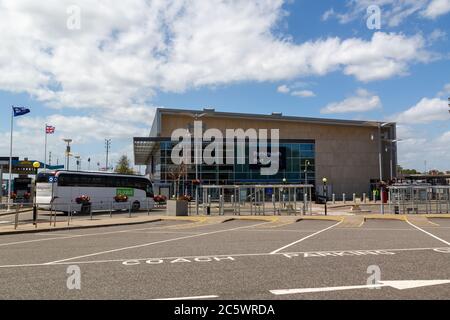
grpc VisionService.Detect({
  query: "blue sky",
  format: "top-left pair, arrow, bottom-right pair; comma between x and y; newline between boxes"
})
0,0 -> 449,172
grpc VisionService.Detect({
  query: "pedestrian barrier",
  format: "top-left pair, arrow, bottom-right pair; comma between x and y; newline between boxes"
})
198,184 -> 313,216
0,199 -> 156,230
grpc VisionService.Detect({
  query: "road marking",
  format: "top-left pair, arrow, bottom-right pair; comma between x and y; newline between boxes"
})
153,295 -> 218,300
270,279 -> 450,295
123,230 -> 200,235
406,219 -> 450,246
2,246 -> 447,269
300,250 -> 395,258
0,221 -> 11,224
44,221 -> 271,264
0,222 -> 197,247
270,220 -> 342,254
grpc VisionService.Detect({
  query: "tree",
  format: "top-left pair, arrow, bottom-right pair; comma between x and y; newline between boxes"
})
114,155 -> 135,174
396,165 -> 419,176
167,163 -> 187,198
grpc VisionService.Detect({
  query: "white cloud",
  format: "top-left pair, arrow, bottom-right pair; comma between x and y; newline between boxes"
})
1,111 -> 150,170
422,0 -> 450,19
438,83 -> 450,97
325,0 -> 450,26
428,29 -> 447,43
291,90 -> 316,98
321,89 -> 382,114
277,85 -> 290,93
0,1 -> 432,111
322,8 -> 335,21
396,129 -> 450,171
392,97 -> 450,124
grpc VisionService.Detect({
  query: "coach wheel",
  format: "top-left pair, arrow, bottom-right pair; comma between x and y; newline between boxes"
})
80,203 -> 91,215
132,201 -> 140,212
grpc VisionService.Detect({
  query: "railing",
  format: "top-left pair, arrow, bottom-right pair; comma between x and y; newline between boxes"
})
0,199 -> 157,230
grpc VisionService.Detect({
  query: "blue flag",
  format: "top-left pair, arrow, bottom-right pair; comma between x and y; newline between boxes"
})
12,106 -> 30,117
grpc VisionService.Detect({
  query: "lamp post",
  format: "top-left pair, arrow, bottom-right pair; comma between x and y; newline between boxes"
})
383,139 -> 402,181
63,139 -> 72,170
74,155 -> 81,171
372,123 -> 390,214
105,139 -> 111,172
322,177 -> 328,216
32,161 -> 40,226
304,160 -> 310,185
187,112 -> 206,215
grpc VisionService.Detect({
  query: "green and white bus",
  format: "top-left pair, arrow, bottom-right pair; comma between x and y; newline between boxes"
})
36,171 -> 154,213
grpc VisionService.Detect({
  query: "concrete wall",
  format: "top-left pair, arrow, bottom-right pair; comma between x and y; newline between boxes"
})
157,113 -> 395,196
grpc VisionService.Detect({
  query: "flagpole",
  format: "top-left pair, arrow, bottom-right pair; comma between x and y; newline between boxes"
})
7,106 -> 13,212
44,123 -> 47,171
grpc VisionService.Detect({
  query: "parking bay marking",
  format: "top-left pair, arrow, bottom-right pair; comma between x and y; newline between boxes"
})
119,246 -> 450,267
270,220 -> 343,254
406,219 -> 450,246
0,246 -> 448,269
44,221 -> 272,265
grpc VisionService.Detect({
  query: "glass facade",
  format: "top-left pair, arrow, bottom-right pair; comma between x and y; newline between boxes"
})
150,140 -> 315,193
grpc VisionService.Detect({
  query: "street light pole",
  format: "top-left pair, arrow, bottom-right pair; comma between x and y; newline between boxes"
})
74,155 -> 81,171
377,123 -> 391,215
191,113 -> 206,215
304,160 -> 310,185
105,139 -> 111,172
63,139 -> 72,171
322,177 -> 328,216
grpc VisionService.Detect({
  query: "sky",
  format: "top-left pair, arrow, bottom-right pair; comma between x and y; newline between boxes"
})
0,0 -> 449,172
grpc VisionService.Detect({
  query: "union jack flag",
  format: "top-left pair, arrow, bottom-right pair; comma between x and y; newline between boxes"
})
46,125 -> 55,134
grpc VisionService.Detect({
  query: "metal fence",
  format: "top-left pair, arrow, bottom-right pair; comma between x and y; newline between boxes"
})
0,200 -> 159,230
198,184 -> 313,216
389,185 -> 450,214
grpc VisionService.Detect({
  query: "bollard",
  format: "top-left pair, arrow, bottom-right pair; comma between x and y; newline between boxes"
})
219,195 -> 223,216
14,205 -> 19,230
363,193 -> 366,203
67,204 -> 71,226
303,193 -> 307,215
32,204 -> 37,226
147,199 -> 150,216
343,193 -> 346,204
90,204 -> 93,220
353,193 -> 356,203
129,202 -> 132,218
110,202 -> 113,218
231,195 -> 235,215
332,193 -> 335,204
272,194 -> 276,215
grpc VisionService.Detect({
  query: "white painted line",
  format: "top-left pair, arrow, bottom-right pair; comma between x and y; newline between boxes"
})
406,220 -> 450,246
271,284 -> 383,295
153,295 -> 219,300
0,222 -> 193,247
0,221 -> 11,224
270,220 -> 342,254
2,246 -> 447,269
45,221 -> 271,265
126,230 -> 200,235
270,279 -> 450,295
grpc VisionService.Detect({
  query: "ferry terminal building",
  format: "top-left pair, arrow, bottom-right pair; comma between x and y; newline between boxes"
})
133,108 -> 397,199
